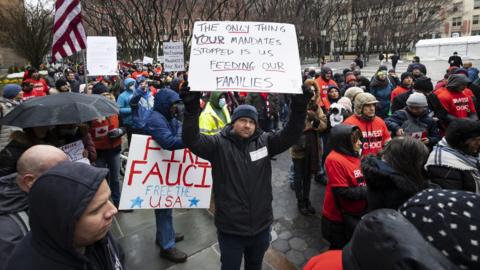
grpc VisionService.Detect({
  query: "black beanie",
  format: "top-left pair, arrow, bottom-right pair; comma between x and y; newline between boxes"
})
55,79 -> 69,90
445,119 -> 480,150
231,104 -> 258,125
413,76 -> 433,93
92,83 -> 109,95
401,72 -> 413,82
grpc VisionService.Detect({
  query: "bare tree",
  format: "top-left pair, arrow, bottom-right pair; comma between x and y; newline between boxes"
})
0,1 -> 54,68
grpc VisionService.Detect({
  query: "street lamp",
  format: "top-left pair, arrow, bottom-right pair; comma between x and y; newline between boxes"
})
394,32 -> 400,53
299,35 -> 305,61
320,30 -> 327,60
363,31 -> 369,66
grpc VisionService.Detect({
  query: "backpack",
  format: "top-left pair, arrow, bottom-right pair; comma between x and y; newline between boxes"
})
400,110 -> 428,140
8,211 -> 30,236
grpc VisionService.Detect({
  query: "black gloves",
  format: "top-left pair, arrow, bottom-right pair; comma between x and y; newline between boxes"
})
180,81 -> 202,114
291,83 -> 315,107
108,128 -> 125,139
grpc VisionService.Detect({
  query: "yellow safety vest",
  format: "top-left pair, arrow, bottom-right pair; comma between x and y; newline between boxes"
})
199,102 -> 231,135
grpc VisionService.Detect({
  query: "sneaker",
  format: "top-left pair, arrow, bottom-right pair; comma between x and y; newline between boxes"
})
297,201 -> 309,216
305,201 -> 316,215
314,174 -> 327,185
160,247 -> 188,263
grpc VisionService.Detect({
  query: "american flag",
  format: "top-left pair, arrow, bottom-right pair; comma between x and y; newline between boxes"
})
51,0 -> 87,62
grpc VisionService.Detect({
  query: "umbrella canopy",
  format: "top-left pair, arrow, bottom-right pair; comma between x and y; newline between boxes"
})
0,92 -> 119,128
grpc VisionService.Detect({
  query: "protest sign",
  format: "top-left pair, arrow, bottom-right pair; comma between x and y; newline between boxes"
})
59,140 -> 90,164
86,36 -> 118,76
163,42 -> 185,72
188,21 -> 302,94
143,56 -> 154,65
118,134 -> 212,210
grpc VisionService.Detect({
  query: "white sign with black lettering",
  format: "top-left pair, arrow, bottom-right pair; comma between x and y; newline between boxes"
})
163,42 -> 185,72
188,21 -> 302,94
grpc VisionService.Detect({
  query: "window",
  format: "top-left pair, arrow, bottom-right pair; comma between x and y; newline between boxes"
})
183,18 -> 189,26
472,30 -> 480,35
474,15 -> 479,25
183,29 -> 190,36
160,28 -> 165,35
172,29 -> 178,36
452,17 -> 462,27
475,0 -> 480,9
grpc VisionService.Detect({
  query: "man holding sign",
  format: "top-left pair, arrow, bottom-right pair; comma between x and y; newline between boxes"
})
182,84 -> 312,270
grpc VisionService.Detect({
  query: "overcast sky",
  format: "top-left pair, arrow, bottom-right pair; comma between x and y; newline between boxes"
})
25,0 -> 54,9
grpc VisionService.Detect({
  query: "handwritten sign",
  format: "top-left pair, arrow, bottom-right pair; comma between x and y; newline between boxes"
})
188,21 -> 302,94
143,56 -> 153,65
118,134 -> 212,210
163,42 -> 185,72
86,36 -> 118,76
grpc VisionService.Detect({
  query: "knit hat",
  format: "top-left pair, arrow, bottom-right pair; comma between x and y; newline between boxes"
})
411,63 -> 422,71
55,79 -> 69,91
344,87 -> 364,101
399,189 -> 480,269
406,92 -> 428,107
2,84 -> 21,99
124,78 -> 136,89
413,76 -> 433,93
321,66 -> 333,75
327,85 -> 340,93
231,104 -> 258,125
401,72 -> 413,82
337,97 -> 353,113
354,92 -> 378,116
445,119 -> 480,150
92,83 -> 109,95
345,73 -> 357,83
378,65 -> 388,72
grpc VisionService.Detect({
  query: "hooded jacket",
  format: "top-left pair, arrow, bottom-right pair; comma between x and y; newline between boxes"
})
323,125 -> 367,223
116,78 -> 136,126
4,162 -> 124,270
182,91 -> 308,236
362,157 -> 421,211
145,89 -> 184,150
369,74 -> 394,119
342,209 -> 458,270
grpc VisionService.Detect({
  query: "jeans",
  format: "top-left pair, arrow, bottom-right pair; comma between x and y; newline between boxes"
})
292,158 -> 312,203
155,209 -> 176,250
287,163 -> 294,184
96,148 -> 121,207
218,227 -> 271,270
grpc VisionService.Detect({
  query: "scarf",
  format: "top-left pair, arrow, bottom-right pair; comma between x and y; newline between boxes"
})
425,138 -> 480,193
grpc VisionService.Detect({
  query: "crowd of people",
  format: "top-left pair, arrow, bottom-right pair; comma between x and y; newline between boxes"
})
0,51 -> 479,270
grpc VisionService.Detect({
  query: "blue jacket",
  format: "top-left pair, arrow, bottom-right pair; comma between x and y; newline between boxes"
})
468,67 -> 479,83
117,79 -> 135,126
145,89 -> 184,150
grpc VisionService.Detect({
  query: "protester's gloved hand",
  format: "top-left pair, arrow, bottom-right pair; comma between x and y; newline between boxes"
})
134,87 -> 145,97
180,81 -> 202,113
108,128 -> 125,139
291,82 -> 315,107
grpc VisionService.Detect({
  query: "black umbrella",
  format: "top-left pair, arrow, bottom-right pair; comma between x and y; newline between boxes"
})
0,92 -> 119,128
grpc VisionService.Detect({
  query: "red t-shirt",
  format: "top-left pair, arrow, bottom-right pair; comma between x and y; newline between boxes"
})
323,150 -> 367,222
435,87 -> 476,118
23,78 -> 49,99
315,77 -> 338,99
304,250 -> 342,270
343,115 -> 391,157
390,85 -> 409,102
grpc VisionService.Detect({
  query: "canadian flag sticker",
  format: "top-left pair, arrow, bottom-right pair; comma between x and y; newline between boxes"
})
95,126 -> 109,137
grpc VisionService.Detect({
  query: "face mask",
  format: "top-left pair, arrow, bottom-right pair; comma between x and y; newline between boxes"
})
59,127 -> 78,136
218,98 -> 226,108
129,85 -> 135,91
172,103 -> 185,120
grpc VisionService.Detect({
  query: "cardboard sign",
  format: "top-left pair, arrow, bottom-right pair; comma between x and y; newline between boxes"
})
163,42 -> 185,72
59,140 -> 90,164
119,135 -> 212,210
143,56 -> 153,65
86,36 -> 118,76
188,21 -> 302,94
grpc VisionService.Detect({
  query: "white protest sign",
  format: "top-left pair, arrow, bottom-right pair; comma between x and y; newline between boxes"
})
86,36 -> 118,76
143,56 -> 153,65
119,134 -> 212,210
188,21 -> 302,94
59,140 -> 90,164
163,42 -> 185,72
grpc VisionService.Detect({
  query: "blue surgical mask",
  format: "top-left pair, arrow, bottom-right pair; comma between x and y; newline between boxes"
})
218,98 -> 226,108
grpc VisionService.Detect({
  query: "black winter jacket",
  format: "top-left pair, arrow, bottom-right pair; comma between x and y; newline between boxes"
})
183,94 -> 308,236
343,209 -> 458,270
362,157 -> 422,211
385,108 -> 441,147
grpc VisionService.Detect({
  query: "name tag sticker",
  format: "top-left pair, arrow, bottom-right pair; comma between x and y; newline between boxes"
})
250,147 -> 269,162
